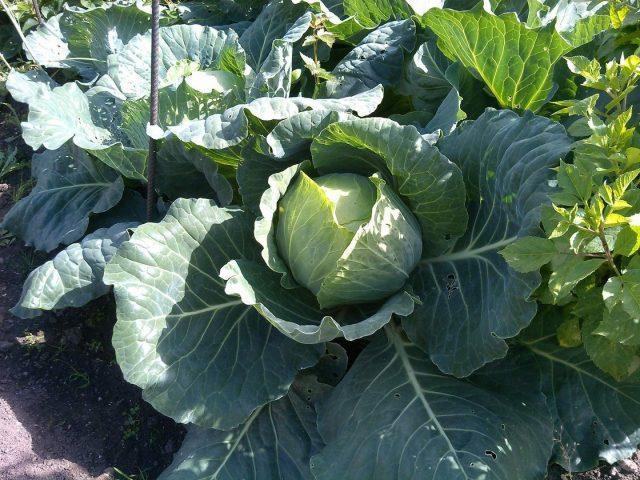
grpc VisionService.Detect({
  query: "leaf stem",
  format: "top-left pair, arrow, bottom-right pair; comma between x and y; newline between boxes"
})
598,223 -> 621,276
0,0 -> 43,69
0,52 -> 10,70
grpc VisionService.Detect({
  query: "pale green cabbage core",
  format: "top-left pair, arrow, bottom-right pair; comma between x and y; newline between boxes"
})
314,173 -> 377,232
276,171 -> 422,309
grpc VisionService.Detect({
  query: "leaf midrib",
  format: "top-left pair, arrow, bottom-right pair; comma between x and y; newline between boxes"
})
386,326 -> 470,480
525,343 -> 640,407
212,405 -> 263,478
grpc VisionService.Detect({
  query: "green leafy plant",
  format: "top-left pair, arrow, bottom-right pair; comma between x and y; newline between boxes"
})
503,52 -> 640,381
3,0 -> 640,479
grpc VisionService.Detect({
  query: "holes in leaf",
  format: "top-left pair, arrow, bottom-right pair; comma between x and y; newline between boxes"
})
500,423 -> 505,431
445,273 -> 458,297
485,450 -> 497,460
444,233 -> 451,241
604,439 -> 609,446
394,393 -> 401,399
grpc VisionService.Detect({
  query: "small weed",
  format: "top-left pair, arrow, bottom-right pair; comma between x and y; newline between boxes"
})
0,228 -> 14,246
87,339 -> 103,353
122,404 -> 142,442
18,249 -> 43,275
10,177 -> 34,202
0,146 -> 27,181
67,366 -> 90,389
113,467 -> 150,480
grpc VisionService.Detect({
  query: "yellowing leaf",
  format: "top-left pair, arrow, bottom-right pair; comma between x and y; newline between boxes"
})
423,8 -> 571,112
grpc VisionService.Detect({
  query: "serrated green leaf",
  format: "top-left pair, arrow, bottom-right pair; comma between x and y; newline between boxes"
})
556,160 -> 593,204
500,236 -> 557,273
622,269 -> 640,318
594,304 -> 640,346
615,225 -> 640,256
548,257 -> 605,302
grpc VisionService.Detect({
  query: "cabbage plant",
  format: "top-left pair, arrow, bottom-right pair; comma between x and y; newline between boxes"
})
4,0 -> 640,479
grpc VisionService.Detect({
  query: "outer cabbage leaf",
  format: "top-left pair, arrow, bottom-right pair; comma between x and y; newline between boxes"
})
520,309 -> 640,472
103,199 -> 321,429
264,110 -> 355,159
239,0 -> 311,70
11,222 -> 136,319
5,69 -> 57,104
23,2 -> 150,77
60,2 -> 151,74
2,145 -> 124,252
527,0 -> 610,48
237,145 -> 294,215
118,83 -> 236,194
10,64 -> 238,192
220,258 -> 415,343
398,40 -> 452,112
158,375 -> 328,480
168,85 -> 384,150
15,80 -> 112,151
155,138 -> 234,204
423,7 -> 572,112
311,326 -> 553,480
343,0 -> 414,26
310,117 -> 467,255
404,109 -> 571,377
21,14 -> 70,69
107,24 -> 246,99
239,0 -> 318,100
322,19 -> 415,97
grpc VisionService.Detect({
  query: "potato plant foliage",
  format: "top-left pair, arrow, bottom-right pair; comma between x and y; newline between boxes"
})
4,0 -> 640,478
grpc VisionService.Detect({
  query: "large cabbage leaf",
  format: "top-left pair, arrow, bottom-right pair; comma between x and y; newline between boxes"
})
422,7 -> 572,112
11,222 -> 136,319
321,19 -> 415,98
2,145 -> 124,252
310,325 -> 554,480
106,24 -> 246,99
23,2 -> 151,77
168,85 -> 384,150
158,375 -> 328,480
103,199 -> 322,429
404,108 -> 571,377
519,309 -> 640,472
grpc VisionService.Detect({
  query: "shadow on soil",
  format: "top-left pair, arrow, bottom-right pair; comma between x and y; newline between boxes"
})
0,181 -> 184,480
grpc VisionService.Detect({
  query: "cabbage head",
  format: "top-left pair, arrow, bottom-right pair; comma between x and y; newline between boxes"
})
275,171 -> 422,308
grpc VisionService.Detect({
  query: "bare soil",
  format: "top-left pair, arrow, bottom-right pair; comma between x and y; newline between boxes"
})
0,177 -> 185,480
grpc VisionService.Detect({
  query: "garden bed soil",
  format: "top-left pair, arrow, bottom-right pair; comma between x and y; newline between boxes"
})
0,121 -> 184,479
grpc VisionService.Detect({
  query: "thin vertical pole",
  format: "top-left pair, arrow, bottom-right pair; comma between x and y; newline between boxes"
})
31,0 -> 43,24
146,0 -> 160,221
